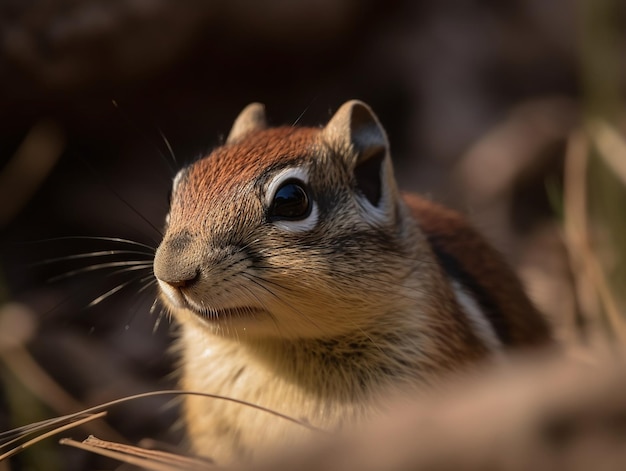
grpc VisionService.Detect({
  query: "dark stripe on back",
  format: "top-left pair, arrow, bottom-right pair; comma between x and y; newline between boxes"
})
427,236 -> 512,345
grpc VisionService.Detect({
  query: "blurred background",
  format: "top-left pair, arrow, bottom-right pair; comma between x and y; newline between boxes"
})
0,0 -> 625,469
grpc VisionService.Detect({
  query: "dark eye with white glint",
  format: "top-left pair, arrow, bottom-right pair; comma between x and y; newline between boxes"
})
269,179 -> 311,221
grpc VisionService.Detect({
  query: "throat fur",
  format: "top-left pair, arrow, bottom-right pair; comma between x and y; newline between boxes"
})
249,321 -> 485,399
177,304 -> 488,462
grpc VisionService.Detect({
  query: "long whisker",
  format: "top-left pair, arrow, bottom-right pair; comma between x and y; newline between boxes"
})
79,159 -> 165,239
87,276 -> 149,308
253,243 -> 440,269
157,126 -> 179,170
291,95 -> 319,127
25,236 -> 156,252
149,298 -> 160,316
49,261 -> 153,283
31,250 -> 154,267
258,264 -> 430,306
152,308 -> 164,333
102,265 -> 154,280
111,99 -> 178,176
243,253 -> 438,320
246,239 -> 437,303
150,299 -> 168,333
137,276 -> 157,294
119,277 -> 161,328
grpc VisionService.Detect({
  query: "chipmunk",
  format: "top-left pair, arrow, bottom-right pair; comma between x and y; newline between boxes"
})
153,100 -> 550,463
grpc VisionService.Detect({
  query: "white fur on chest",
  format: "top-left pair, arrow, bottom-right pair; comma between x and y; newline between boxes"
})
177,323 -> 369,462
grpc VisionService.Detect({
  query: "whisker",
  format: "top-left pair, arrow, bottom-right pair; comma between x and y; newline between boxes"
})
255,269 -> 426,306
242,273 -> 324,334
235,237 -> 262,254
149,298 -> 159,316
150,299 -> 172,333
254,245 -> 440,269
239,283 -> 283,336
25,236 -> 156,252
149,299 -> 168,333
49,261 -> 153,283
157,126 -> 179,170
31,249 -> 154,267
111,99 -> 178,176
137,276 -> 157,294
152,310 -> 163,333
102,265 -> 154,280
292,95 -> 319,127
87,278 -> 145,308
243,248 -> 435,313
78,158 -> 165,239
119,277 -> 161,328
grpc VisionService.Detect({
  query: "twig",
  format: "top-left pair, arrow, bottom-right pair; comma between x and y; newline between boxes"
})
60,436 -> 215,471
60,437 -> 186,471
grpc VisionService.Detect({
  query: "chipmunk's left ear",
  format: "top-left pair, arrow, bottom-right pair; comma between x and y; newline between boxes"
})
227,103 -> 268,144
323,100 -> 393,208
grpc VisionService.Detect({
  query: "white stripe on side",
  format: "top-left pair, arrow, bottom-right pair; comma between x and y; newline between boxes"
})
451,280 -> 502,350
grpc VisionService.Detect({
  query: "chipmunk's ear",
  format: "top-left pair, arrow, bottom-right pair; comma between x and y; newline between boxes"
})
227,103 -> 267,144
323,100 -> 391,207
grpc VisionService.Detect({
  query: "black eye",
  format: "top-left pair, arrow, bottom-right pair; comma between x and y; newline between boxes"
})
269,179 -> 311,221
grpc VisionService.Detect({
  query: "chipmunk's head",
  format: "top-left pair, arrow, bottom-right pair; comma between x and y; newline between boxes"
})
154,100 -> 423,339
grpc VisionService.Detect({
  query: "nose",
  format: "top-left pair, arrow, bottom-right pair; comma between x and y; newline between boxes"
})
153,230 -> 201,289
162,271 -> 200,289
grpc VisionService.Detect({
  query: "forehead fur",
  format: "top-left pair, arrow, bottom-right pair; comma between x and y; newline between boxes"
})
190,126 -> 321,195
169,126 -> 321,230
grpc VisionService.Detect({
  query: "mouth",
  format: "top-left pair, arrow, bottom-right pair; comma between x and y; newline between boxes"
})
177,293 -> 268,322
188,304 -> 268,321
157,279 -> 267,321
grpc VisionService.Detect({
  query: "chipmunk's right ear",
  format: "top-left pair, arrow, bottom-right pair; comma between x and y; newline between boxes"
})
226,103 -> 267,144
323,100 -> 392,207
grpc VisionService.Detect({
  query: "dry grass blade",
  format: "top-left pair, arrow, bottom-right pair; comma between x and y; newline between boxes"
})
60,436 -> 214,471
0,389 -> 325,462
1,414 -> 91,450
563,129 -> 626,342
588,119 -> 626,185
0,120 -> 64,227
61,390 -> 326,433
0,344 -> 126,443
563,130 -> 597,332
60,437 -> 183,471
0,412 -> 107,462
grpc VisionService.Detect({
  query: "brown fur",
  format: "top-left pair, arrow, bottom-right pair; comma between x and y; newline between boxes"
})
153,101 -> 551,463
404,194 -> 550,346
